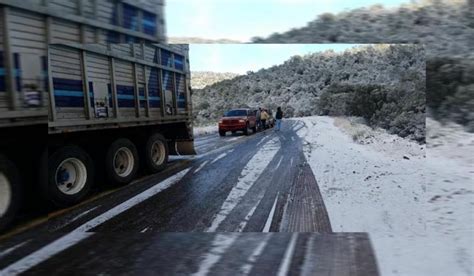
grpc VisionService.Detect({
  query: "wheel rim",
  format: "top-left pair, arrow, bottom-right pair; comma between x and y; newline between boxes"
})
113,147 -> 135,177
151,141 -> 166,166
55,158 -> 87,195
0,172 -> 12,216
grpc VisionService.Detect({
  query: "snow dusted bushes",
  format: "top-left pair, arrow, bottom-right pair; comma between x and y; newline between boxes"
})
193,44 -> 425,141
252,0 -> 471,57
427,57 -> 474,131
191,72 -> 240,89
253,0 -> 473,131
319,82 -> 425,142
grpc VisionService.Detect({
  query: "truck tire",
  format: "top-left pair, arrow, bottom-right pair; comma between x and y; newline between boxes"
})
144,133 -> 168,173
0,154 -> 21,233
219,130 -> 226,137
45,146 -> 94,207
252,125 -> 257,133
105,138 -> 139,185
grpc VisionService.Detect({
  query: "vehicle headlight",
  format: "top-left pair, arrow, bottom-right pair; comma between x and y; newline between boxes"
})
239,119 -> 245,123
219,119 -> 223,124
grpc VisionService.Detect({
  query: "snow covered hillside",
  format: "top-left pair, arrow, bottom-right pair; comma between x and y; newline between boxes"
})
253,0 -> 471,58
192,44 -> 425,142
294,116 -> 473,276
191,71 -> 240,90
253,0 -> 473,131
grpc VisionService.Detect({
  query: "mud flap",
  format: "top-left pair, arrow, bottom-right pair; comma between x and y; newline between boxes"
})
169,140 -> 196,156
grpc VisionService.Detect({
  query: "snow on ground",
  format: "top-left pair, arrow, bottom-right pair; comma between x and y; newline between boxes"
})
293,116 -> 473,276
194,125 -> 218,137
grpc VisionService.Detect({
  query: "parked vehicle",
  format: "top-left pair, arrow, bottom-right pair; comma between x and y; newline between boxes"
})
218,109 -> 257,136
0,0 -> 174,232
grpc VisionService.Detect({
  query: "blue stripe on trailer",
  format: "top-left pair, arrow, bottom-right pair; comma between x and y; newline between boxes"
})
41,56 -> 48,91
13,53 -> 21,92
142,11 -> 156,36
123,3 -> 139,31
174,55 -> 184,70
0,51 -> 4,91
161,49 -> 172,67
54,90 -> 88,97
53,78 -> 95,108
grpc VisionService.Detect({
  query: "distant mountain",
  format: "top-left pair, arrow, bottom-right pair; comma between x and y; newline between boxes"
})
168,37 -> 242,44
193,44 -> 426,142
191,71 -> 241,89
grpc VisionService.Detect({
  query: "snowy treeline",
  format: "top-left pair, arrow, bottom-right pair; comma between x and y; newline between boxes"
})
192,44 -> 425,142
253,0 -> 474,131
191,72 -> 240,89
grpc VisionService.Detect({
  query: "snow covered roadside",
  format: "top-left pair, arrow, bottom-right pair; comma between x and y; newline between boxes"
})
193,125 -> 218,137
293,116 -> 473,276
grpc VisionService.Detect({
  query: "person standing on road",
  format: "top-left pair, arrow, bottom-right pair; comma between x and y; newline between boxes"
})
275,107 -> 283,131
261,109 -> 269,130
256,108 -> 262,131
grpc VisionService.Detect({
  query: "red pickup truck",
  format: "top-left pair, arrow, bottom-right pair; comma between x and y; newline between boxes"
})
219,109 -> 257,136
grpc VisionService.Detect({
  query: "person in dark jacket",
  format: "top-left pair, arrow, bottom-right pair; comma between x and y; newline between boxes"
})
275,107 -> 283,131
256,108 -> 262,131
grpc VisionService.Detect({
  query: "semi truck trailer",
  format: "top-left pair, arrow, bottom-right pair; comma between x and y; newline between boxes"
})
0,0 -> 194,232
46,42 -> 194,206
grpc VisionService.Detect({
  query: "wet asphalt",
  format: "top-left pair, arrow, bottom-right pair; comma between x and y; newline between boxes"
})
0,120 -> 379,275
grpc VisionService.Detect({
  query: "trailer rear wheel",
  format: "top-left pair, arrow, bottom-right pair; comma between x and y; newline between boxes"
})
0,155 -> 21,232
106,139 -> 139,185
145,134 -> 168,173
45,146 -> 93,207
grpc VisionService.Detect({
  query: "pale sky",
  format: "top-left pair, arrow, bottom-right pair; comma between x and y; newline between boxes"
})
167,0 -> 412,41
189,44 -> 360,73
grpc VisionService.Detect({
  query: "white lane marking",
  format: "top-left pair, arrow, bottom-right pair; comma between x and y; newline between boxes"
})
191,233 -> 239,276
0,240 -> 30,259
194,160 -> 209,174
210,152 -> 228,164
1,168 -> 190,275
290,157 -> 294,167
263,192 -> 279,232
291,136 -> 295,141
236,194 -> 264,232
75,168 -> 190,231
0,232 -> 93,275
256,136 -> 268,146
239,234 -> 272,275
274,156 -> 283,171
206,137 -> 281,232
141,227 -> 149,233
198,144 -> 234,159
277,233 -> 298,276
66,206 -> 99,225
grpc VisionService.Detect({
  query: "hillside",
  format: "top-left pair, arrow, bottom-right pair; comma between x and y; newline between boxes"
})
252,0 -> 474,131
191,71 -> 241,89
192,44 -> 426,142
